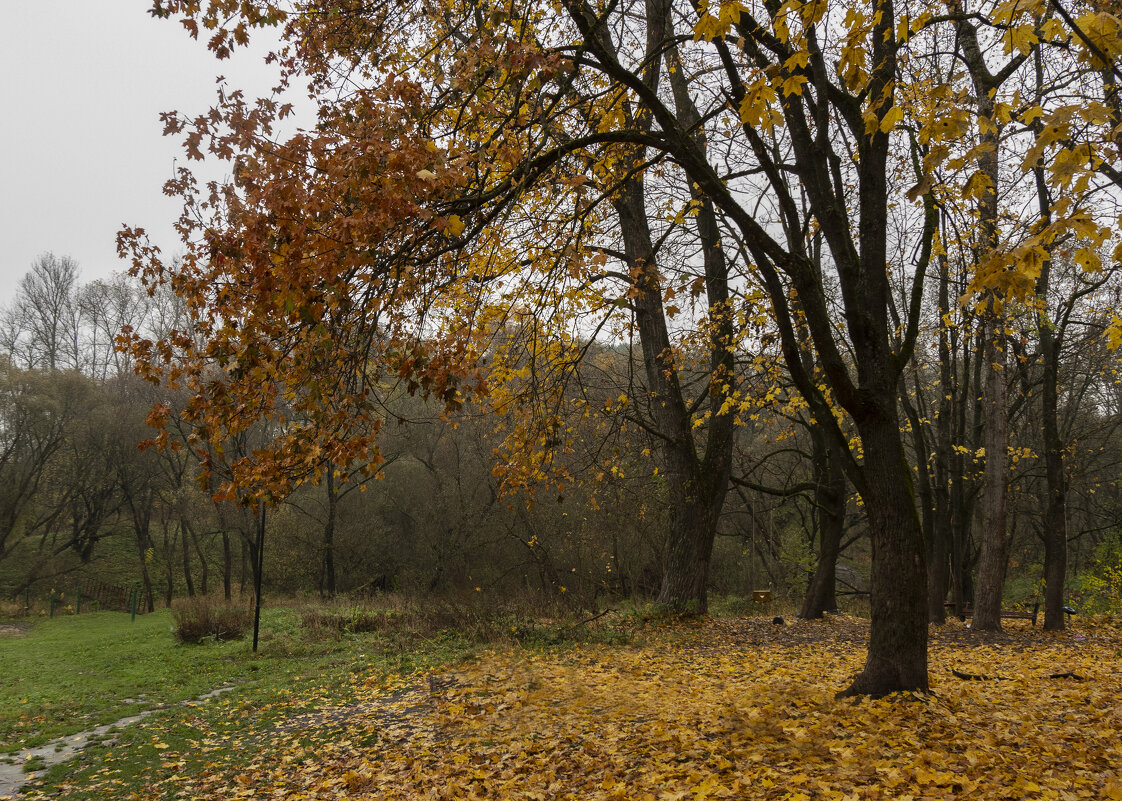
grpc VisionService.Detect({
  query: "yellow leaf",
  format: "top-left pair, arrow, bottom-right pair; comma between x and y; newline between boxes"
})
693,13 -> 724,41
1075,248 -> 1101,273
781,74 -> 809,97
784,51 -> 810,71
880,105 -> 903,133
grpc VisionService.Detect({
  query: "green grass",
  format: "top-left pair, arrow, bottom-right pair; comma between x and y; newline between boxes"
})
1,610 -> 243,753
2,597 -> 643,800
0,606 -> 469,757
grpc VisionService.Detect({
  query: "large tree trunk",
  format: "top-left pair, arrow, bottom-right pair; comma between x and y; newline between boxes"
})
657,497 -> 718,611
839,414 -> 929,697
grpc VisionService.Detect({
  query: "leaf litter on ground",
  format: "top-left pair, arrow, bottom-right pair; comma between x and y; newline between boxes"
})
19,614 -> 1122,801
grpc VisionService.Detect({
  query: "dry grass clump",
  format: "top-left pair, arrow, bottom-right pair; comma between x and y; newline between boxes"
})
172,594 -> 253,644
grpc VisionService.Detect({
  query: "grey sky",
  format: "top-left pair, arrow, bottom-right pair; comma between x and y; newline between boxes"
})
0,2 -> 288,304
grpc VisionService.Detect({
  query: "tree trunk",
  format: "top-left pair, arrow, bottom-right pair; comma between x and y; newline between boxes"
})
928,249 -> 955,624
323,464 -> 337,598
657,500 -> 717,612
1038,243 -> 1067,631
1031,53 -> 1068,631
129,495 -> 156,613
135,536 -> 154,613
181,522 -> 195,598
955,3 -> 1010,633
801,435 -> 846,619
222,531 -> 232,600
951,327 -> 985,613
162,519 -> 176,607
973,311 -> 1009,630
615,175 -> 732,614
839,414 -> 929,697
573,5 -> 736,614
240,537 -> 249,595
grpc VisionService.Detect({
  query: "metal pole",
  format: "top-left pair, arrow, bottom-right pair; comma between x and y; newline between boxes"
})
130,589 -> 137,622
252,501 -> 266,653
77,584 -> 82,615
50,591 -> 55,618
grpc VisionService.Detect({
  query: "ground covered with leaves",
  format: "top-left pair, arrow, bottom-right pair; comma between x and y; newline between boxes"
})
20,615 -> 1122,801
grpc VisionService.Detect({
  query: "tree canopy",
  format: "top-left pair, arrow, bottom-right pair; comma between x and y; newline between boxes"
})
123,0 -> 1122,695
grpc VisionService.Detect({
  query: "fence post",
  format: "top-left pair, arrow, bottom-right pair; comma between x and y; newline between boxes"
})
77,584 -> 82,615
24,588 -> 29,616
50,590 -> 55,618
130,589 -> 137,623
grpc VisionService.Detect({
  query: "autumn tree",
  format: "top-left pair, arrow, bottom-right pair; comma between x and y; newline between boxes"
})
129,0 -> 908,696
129,0 -> 1122,694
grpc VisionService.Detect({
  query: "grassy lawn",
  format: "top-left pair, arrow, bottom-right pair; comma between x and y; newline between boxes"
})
1,610 -> 252,754
0,606 -> 472,758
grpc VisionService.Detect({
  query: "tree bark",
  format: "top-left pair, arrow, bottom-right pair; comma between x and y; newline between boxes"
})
322,464 -> 337,598
973,312 -> 1009,630
838,413 -> 929,697
801,433 -> 846,619
1032,49 -> 1068,632
953,0 -> 1019,633
181,522 -> 195,598
1038,306 -> 1068,632
222,531 -> 232,600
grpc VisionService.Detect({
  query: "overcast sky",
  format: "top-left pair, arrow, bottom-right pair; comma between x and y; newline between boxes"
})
0,2 -> 291,305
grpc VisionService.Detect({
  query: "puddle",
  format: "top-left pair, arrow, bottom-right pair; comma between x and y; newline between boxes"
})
0,685 -> 236,799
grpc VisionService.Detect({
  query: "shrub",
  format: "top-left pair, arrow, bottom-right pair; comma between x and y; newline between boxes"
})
172,595 -> 252,644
